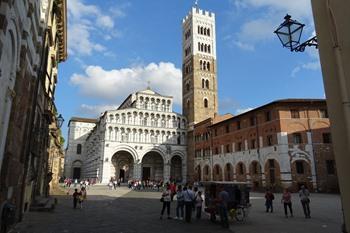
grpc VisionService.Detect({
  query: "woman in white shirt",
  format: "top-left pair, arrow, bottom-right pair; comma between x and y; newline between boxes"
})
160,184 -> 172,219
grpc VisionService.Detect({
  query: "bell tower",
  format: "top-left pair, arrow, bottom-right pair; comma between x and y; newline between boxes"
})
182,4 -> 218,181
182,5 -> 218,129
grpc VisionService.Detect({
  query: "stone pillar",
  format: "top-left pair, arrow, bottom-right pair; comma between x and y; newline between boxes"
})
133,162 -> 141,180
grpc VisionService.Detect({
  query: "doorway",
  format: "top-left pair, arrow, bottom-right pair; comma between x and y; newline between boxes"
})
119,169 -> 125,182
142,167 -> 151,180
73,167 -> 81,179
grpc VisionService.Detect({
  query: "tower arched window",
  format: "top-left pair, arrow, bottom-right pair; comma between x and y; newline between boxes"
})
186,82 -> 190,91
198,42 -> 200,51
204,98 -> 208,108
204,28 -> 207,35
207,62 -> 210,71
198,26 -> 200,34
202,79 -> 205,88
208,45 -> 211,53
205,80 -> 209,89
200,27 -> 203,34
203,61 -> 206,70
207,28 -> 210,36
187,99 -> 190,109
204,44 -> 207,53
199,60 -> 202,70
201,43 -> 204,52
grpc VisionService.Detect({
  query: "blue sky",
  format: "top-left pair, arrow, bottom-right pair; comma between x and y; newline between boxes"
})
56,0 -> 324,142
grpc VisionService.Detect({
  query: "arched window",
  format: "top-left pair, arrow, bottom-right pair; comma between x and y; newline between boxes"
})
204,28 -> 207,35
198,26 -> 200,34
203,61 -> 206,70
187,99 -> 190,109
204,44 -> 207,52
204,99 -> 208,108
200,27 -> 203,34
199,60 -> 202,70
198,42 -> 200,51
201,43 -> 204,52
207,62 -> 210,71
207,28 -> 210,36
208,45 -> 211,53
186,82 -> 190,91
202,79 -> 205,88
205,80 -> 209,89
77,144 -> 82,154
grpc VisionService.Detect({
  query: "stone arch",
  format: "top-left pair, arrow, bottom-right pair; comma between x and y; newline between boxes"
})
291,159 -> 312,191
213,164 -> 223,181
224,163 -> 233,181
235,162 -> 247,182
249,160 -> 262,190
203,164 -> 211,181
111,150 -> 135,182
264,159 -> 281,190
170,154 -> 183,182
111,144 -> 138,162
141,150 -> 164,181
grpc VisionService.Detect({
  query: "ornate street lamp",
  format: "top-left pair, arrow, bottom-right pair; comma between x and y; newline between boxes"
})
274,14 -> 318,52
56,114 -> 64,129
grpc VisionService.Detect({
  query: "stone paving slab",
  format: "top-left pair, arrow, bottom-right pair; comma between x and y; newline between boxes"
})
12,186 -> 343,233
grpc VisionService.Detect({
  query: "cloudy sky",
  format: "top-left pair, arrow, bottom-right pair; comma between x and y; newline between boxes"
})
56,0 -> 324,141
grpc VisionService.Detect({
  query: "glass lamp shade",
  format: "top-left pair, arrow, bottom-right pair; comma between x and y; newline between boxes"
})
56,114 -> 64,129
274,14 -> 305,51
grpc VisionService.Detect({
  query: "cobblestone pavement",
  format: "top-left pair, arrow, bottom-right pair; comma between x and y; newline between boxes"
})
13,185 -> 343,233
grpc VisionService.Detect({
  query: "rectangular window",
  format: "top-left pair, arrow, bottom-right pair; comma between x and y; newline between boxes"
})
323,133 -> 332,143
265,111 -> 271,121
293,133 -> 302,144
215,147 -> 219,154
251,139 -> 256,149
267,135 -> 273,146
320,109 -> 329,118
214,129 -> 217,136
296,161 -> 304,174
326,160 -> 335,175
225,125 -> 230,133
237,121 -> 241,130
291,109 -> 300,118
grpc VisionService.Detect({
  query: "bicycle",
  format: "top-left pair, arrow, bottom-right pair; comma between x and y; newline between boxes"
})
229,204 -> 250,222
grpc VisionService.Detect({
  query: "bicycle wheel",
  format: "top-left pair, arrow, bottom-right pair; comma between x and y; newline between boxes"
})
235,207 -> 245,222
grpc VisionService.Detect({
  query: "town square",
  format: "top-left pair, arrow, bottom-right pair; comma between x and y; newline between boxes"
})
0,0 -> 349,233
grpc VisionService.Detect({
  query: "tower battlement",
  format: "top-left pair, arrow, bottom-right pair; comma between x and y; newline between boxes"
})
182,7 -> 215,23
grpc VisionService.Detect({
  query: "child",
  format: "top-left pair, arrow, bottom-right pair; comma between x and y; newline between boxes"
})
72,189 -> 81,209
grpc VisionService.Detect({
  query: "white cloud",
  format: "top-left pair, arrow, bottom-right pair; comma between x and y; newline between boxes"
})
79,104 -> 119,117
231,0 -> 314,51
70,62 -> 182,105
67,0 -> 126,56
233,41 -> 255,51
219,97 -> 241,114
291,61 -> 321,77
235,107 -> 254,115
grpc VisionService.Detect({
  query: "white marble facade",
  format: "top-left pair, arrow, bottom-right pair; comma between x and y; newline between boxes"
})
65,89 -> 187,184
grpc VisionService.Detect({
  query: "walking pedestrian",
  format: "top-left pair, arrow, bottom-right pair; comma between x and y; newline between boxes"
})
195,191 -> 203,219
183,186 -> 195,223
72,189 -> 81,209
79,187 -> 87,209
160,184 -> 171,219
265,188 -> 275,213
281,188 -> 293,218
217,186 -> 229,228
175,185 -> 184,220
299,185 -> 311,218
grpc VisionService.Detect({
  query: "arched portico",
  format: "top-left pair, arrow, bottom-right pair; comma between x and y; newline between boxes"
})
111,150 -> 134,182
141,151 -> 164,181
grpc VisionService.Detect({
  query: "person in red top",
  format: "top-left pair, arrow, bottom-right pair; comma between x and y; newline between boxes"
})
170,182 -> 177,201
281,188 -> 293,218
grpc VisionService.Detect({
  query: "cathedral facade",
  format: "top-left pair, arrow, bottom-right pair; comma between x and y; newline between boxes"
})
65,89 -> 187,184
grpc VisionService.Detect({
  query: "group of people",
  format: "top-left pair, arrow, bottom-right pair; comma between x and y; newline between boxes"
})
159,183 -> 230,228
108,178 -> 121,190
63,178 -> 97,188
265,185 -> 311,218
128,179 -> 164,191
72,187 -> 87,209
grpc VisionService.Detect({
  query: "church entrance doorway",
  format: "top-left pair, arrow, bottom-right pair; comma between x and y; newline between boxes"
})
141,151 -> 164,181
72,160 -> 82,180
111,151 -> 134,182
73,167 -> 81,180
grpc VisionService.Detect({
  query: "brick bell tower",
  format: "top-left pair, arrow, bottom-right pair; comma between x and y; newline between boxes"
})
182,3 -> 218,181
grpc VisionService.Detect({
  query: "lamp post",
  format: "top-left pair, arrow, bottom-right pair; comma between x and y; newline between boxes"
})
56,114 -> 64,129
274,14 -> 318,52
